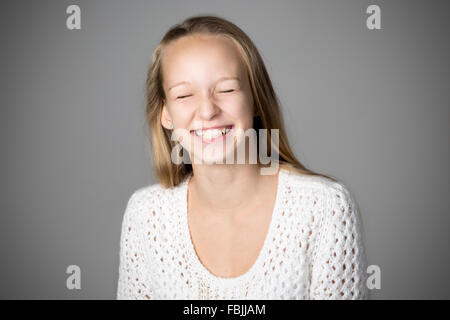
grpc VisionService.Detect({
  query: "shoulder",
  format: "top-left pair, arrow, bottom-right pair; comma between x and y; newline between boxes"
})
282,168 -> 358,218
121,180 -> 183,225
284,169 -> 354,200
126,183 -> 164,209
287,171 -> 363,244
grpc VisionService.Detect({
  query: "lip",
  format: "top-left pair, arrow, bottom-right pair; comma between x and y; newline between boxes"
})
190,125 -> 234,145
190,124 -> 233,132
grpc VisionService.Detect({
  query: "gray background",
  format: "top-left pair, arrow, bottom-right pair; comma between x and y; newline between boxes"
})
0,0 -> 448,299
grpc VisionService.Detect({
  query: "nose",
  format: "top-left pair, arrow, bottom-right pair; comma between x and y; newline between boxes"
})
197,93 -> 220,120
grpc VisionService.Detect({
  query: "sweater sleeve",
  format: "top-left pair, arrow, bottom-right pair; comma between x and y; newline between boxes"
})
309,183 -> 369,299
116,191 -> 154,300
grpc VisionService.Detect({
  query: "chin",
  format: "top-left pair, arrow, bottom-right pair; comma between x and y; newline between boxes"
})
188,137 -> 237,165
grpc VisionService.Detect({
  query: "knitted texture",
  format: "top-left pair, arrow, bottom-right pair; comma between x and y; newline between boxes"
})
117,167 -> 369,299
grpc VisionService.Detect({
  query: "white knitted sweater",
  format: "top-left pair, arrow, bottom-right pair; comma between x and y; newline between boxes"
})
117,167 -> 369,300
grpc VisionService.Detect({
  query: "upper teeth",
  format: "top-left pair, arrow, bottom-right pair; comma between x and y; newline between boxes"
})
194,127 -> 231,138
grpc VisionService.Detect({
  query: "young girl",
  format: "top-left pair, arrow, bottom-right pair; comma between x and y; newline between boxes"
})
117,15 -> 368,300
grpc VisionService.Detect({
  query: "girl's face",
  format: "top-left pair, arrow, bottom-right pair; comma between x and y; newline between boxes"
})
160,33 -> 255,164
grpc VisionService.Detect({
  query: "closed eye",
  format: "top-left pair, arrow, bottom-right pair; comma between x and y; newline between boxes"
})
177,89 -> 234,99
177,95 -> 192,99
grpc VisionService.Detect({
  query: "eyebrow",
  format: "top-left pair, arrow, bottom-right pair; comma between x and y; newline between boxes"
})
168,76 -> 240,91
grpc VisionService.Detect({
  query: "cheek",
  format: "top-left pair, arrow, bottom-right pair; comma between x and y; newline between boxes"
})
170,103 -> 195,121
223,95 -> 254,118
232,107 -> 252,121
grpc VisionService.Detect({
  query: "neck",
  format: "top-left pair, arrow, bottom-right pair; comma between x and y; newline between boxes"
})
188,164 -> 272,219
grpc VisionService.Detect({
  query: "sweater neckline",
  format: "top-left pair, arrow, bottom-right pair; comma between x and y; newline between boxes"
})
179,166 -> 287,287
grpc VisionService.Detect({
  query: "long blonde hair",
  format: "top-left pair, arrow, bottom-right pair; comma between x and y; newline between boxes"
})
145,15 -> 338,188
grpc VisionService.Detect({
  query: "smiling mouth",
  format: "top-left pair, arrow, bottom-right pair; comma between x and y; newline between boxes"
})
189,125 -> 234,143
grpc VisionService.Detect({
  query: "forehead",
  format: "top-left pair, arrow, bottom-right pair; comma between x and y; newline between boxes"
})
161,34 -> 245,83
